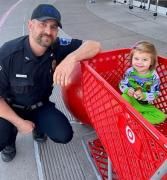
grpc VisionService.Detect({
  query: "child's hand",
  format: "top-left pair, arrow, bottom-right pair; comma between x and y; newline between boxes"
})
134,90 -> 144,100
127,88 -> 135,97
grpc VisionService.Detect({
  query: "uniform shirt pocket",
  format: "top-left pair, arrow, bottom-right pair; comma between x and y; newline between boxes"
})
10,78 -> 34,94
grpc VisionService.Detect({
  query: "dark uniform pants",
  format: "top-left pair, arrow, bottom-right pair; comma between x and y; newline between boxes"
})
0,101 -> 73,151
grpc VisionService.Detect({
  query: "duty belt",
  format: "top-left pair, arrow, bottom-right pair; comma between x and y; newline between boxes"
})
11,101 -> 44,111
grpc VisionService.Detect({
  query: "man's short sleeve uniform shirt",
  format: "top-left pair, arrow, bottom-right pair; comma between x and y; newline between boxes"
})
0,36 -> 82,106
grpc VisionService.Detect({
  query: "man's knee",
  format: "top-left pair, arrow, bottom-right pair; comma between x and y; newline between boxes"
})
51,130 -> 74,144
61,130 -> 74,144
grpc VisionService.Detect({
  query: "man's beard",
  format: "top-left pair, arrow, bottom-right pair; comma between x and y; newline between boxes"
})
36,34 -> 54,47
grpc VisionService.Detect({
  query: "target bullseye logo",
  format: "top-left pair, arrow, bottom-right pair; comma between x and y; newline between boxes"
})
126,126 -> 135,144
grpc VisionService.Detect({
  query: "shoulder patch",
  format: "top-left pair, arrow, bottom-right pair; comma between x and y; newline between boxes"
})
59,38 -> 72,46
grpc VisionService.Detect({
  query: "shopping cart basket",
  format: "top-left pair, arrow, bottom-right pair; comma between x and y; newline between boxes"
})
81,48 -> 167,179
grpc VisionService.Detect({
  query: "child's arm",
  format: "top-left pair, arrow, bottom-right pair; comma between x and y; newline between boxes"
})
119,68 -> 135,96
142,72 -> 160,102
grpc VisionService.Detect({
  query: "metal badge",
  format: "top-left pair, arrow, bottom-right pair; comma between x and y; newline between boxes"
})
25,56 -> 30,61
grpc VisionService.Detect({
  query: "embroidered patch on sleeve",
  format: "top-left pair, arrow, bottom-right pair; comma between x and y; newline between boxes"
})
59,38 -> 72,46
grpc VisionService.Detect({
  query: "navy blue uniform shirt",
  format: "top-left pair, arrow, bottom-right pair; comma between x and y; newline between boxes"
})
0,36 -> 82,106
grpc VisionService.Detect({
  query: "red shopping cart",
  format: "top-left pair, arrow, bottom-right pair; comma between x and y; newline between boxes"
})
81,49 -> 167,179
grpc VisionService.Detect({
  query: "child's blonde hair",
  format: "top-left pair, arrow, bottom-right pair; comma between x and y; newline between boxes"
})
129,41 -> 158,71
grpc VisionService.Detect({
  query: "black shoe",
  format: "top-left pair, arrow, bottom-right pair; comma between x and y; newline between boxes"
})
1,143 -> 16,162
33,129 -> 47,143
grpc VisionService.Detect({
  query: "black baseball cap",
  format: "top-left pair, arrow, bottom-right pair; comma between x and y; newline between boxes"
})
31,4 -> 62,28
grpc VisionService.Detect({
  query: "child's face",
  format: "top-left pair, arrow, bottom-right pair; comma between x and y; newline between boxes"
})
132,51 -> 152,74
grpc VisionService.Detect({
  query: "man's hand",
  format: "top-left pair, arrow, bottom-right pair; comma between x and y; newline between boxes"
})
16,120 -> 35,134
53,58 -> 78,86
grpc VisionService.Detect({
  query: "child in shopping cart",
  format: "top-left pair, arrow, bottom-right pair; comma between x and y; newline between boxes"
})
119,41 -> 166,124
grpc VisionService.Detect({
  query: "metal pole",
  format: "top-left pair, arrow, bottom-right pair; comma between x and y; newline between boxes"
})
129,0 -> 133,9
148,0 -> 151,9
139,0 -> 143,8
153,0 -> 159,16
150,160 -> 167,179
143,0 -> 146,9
108,157 -> 112,180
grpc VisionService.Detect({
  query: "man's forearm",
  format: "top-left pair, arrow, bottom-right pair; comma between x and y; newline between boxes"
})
67,40 -> 101,62
53,40 -> 101,86
0,98 -> 24,127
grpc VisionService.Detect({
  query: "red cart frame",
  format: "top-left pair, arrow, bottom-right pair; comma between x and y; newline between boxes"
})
81,49 -> 167,179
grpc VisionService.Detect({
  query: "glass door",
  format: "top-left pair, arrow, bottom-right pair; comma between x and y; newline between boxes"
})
116,0 -> 127,4
132,0 -> 167,15
149,0 -> 167,15
132,0 -> 150,9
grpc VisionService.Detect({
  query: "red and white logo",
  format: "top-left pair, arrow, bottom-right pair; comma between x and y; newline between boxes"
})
126,125 -> 135,144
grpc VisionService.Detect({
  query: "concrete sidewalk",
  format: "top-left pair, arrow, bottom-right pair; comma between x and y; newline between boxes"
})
0,0 -> 167,180
86,0 -> 167,56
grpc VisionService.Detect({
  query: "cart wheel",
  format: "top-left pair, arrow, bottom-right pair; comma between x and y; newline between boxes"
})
129,5 -> 133,9
142,6 -> 146,9
153,12 -> 157,16
89,0 -> 95,3
139,5 -> 142,8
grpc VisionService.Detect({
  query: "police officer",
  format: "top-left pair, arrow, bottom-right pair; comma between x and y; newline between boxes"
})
0,4 -> 101,162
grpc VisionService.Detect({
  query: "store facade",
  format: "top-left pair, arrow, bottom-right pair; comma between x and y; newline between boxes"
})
133,0 -> 167,15
117,0 -> 167,16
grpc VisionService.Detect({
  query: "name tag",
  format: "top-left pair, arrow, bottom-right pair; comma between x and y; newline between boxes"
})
16,74 -> 27,78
